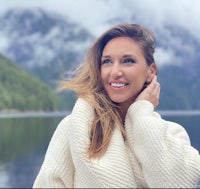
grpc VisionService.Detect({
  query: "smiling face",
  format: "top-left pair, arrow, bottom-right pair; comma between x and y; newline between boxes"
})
100,36 -> 155,110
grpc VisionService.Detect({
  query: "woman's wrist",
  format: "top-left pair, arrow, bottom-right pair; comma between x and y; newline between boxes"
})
128,100 -> 154,117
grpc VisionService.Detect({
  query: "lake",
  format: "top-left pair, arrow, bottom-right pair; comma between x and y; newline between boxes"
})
0,111 -> 200,188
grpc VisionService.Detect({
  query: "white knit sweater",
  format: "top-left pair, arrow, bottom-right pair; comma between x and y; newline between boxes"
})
33,98 -> 200,188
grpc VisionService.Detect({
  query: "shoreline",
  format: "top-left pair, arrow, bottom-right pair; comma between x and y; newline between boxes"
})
1,109 -> 200,118
158,110 -> 200,116
0,110 -> 69,118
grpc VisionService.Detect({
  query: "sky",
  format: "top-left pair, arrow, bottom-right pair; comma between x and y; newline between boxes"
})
0,0 -> 199,37
0,0 -> 199,66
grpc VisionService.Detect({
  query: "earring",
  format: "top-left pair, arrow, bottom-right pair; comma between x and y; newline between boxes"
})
144,81 -> 149,88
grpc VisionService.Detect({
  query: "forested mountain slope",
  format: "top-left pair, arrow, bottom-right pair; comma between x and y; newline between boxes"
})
0,54 -> 58,111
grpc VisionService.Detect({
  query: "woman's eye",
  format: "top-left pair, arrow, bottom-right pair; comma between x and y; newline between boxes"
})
101,59 -> 112,65
123,58 -> 136,64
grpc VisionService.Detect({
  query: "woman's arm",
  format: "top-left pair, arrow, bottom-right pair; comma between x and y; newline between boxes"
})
126,100 -> 200,188
125,76 -> 200,188
33,115 -> 74,188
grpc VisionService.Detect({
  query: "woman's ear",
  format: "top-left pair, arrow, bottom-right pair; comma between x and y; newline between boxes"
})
146,63 -> 157,83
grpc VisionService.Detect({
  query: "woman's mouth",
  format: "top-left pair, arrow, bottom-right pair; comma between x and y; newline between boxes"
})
110,82 -> 129,88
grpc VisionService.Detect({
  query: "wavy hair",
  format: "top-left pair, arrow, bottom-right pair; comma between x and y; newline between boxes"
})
61,23 -> 156,158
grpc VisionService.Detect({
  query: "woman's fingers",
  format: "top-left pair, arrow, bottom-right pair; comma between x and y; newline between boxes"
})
136,75 -> 160,107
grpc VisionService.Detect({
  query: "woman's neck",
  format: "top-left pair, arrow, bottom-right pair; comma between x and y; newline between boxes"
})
118,106 -> 128,124
118,100 -> 135,123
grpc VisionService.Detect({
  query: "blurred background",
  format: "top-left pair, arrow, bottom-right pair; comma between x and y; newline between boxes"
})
0,0 -> 200,187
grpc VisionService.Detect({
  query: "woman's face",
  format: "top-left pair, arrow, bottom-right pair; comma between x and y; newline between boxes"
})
100,36 -> 154,109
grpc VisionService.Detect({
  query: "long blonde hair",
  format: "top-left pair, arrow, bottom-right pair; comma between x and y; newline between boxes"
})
61,23 -> 156,158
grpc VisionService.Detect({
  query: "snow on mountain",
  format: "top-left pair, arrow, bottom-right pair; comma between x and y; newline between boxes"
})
0,5 -> 199,86
0,4 -> 200,109
0,8 -> 94,85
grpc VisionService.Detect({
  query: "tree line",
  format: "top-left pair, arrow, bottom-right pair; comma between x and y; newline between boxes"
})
0,54 -> 59,111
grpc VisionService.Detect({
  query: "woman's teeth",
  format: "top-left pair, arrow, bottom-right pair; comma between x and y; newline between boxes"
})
111,83 -> 126,88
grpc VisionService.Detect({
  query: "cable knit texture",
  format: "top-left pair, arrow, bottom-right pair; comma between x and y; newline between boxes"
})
33,98 -> 200,188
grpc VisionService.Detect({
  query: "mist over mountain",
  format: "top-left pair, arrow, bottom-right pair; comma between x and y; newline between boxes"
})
0,6 -> 199,110
0,53 -> 58,111
0,8 -> 94,86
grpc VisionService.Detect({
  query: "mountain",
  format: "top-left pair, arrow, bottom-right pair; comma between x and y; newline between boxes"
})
153,24 -> 200,110
0,8 -> 94,87
107,17 -> 200,110
0,53 -> 58,111
0,8 -> 200,110
158,61 -> 200,110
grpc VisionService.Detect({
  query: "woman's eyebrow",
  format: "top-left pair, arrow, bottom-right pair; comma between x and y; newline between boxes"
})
101,55 -> 111,59
122,54 -> 135,57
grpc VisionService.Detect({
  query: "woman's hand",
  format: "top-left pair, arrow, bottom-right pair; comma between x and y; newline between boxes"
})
136,75 -> 160,107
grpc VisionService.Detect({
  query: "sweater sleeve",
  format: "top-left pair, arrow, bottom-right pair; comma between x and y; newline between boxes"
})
33,115 -> 74,188
126,100 -> 200,188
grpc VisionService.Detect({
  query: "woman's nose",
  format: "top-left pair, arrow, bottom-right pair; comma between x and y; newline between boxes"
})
110,63 -> 123,77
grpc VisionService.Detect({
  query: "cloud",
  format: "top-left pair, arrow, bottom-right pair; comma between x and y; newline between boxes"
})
131,0 -> 200,39
0,0 -> 199,38
155,48 -> 177,66
0,33 -> 9,50
0,0 -> 199,67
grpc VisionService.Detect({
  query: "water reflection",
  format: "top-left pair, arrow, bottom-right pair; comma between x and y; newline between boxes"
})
0,116 -> 63,188
164,115 -> 200,151
0,150 -> 43,188
0,113 -> 199,188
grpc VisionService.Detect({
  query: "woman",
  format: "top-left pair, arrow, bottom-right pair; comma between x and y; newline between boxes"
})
33,23 -> 200,188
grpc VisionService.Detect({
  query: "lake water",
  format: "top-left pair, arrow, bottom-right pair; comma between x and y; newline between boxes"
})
0,111 -> 200,188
